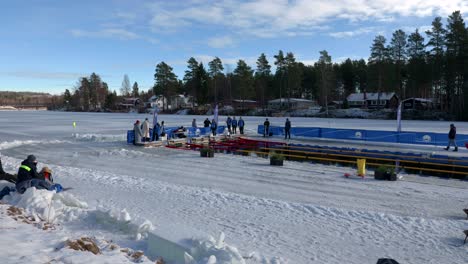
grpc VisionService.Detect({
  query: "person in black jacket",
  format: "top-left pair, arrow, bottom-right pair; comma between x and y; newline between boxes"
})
204,118 -> 211,128
15,155 -> 62,194
17,155 -> 41,184
263,118 -> 270,137
284,118 -> 291,139
445,124 -> 458,151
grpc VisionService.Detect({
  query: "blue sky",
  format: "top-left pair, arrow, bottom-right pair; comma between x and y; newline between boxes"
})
1,0 -> 467,95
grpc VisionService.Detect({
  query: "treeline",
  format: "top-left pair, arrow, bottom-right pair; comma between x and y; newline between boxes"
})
63,11 -> 468,120
0,91 -> 63,109
152,11 -> 468,120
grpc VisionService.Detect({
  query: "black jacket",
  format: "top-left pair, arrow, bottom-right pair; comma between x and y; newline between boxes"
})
448,127 -> 456,139
204,119 -> 211,127
264,120 -> 270,127
285,120 -> 291,130
17,159 -> 41,184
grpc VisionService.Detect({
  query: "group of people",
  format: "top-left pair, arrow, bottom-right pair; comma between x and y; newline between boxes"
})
225,116 -> 245,135
192,117 -> 246,136
0,155 -> 63,200
263,118 -> 292,139
133,119 -> 166,145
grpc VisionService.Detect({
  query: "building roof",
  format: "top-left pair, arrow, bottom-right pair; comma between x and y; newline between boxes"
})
347,92 -> 396,101
268,98 -> 314,103
402,97 -> 433,103
233,99 -> 257,103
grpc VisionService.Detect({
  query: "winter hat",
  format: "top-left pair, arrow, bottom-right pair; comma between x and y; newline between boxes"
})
27,155 -> 37,163
41,166 -> 52,174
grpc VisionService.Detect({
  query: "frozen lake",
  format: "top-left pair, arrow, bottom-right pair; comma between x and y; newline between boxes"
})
0,111 -> 467,263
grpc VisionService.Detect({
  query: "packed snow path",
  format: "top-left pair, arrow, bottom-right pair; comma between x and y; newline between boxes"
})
1,111 -> 467,263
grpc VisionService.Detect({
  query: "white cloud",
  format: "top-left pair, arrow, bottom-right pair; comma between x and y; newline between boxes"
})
329,27 -> 377,38
208,36 -> 235,48
146,0 -> 468,38
70,28 -> 139,40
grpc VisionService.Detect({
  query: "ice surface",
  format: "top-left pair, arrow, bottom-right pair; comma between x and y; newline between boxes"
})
0,111 -> 467,263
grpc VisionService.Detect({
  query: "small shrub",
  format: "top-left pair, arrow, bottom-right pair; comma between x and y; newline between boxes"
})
200,148 -> 214,157
270,152 -> 284,161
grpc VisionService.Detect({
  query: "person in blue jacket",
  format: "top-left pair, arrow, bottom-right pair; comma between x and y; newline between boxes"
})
226,116 -> 232,134
15,155 -> 62,194
211,119 -> 217,136
231,117 -> 238,134
238,117 -> 245,135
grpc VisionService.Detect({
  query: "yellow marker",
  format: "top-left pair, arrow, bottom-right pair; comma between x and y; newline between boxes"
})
73,122 -> 76,128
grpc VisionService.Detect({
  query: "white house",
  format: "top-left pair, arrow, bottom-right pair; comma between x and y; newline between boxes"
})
147,95 -> 166,109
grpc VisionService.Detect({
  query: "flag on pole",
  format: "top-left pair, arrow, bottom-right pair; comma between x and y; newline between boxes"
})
214,104 -> 219,124
396,102 -> 402,133
395,102 -> 402,174
152,106 -> 159,126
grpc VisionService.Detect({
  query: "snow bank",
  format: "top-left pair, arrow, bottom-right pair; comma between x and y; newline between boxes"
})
0,184 -> 250,264
147,231 -> 248,264
72,133 -> 126,142
3,187 -> 87,223
2,186 -> 152,239
0,139 -> 65,150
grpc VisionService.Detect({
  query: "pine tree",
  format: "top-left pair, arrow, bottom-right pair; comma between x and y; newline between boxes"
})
255,53 -> 271,112
120,74 -> 131,96
274,50 -> 287,100
407,29 -> 429,98
154,62 -> 178,111
445,11 -> 467,118
208,57 -> 224,103
184,57 -> 199,106
426,17 -> 447,108
369,35 -> 388,104
390,29 -> 408,97
132,82 -> 139,97
195,63 -> 209,106
233,60 -> 254,111
316,50 -> 333,109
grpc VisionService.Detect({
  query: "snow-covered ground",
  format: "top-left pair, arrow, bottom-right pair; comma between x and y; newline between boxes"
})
0,111 -> 467,264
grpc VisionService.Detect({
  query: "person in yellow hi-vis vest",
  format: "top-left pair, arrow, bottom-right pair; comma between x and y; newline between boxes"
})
357,159 -> 366,177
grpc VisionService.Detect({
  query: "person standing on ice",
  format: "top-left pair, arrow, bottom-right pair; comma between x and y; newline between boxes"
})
133,120 -> 143,145
263,118 -> 270,137
142,118 -> 150,142
204,118 -> 211,128
238,117 -> 245,134
232,117 -> 238,134
192,118 -> 197,128
211,119 -> 217,136
160,121 -> 166,138
15,155 -> 62,194
226,116 -> 232,134
445,124 -> 458,151
284,118 -> 291,139
151,122 -> 160,141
